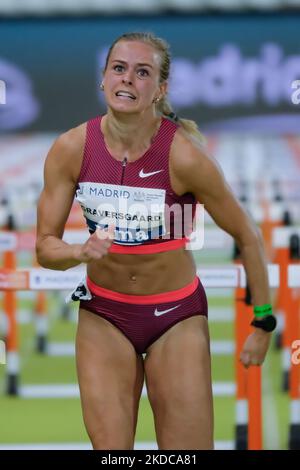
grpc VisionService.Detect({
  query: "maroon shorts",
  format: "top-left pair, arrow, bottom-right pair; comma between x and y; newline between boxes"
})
80,276 -> 208,355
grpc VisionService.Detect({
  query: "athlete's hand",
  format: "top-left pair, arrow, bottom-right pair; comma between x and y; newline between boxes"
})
240,329 -> 272,369
74,225 -> 115,263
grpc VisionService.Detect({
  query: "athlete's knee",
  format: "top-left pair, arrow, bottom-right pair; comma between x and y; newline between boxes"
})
90,429 -> 134,450
89,419 -> 134,449
84,408 -> 135,450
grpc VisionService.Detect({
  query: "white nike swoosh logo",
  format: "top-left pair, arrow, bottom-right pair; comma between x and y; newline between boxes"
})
154,305 -> 181,317
139,169 -> 164,178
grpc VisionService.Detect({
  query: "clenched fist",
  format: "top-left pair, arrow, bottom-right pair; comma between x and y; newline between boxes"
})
240,329 -> 272,369
75,225 -> 115,263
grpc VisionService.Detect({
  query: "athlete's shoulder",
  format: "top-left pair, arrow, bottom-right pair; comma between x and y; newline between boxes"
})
53,122 -> 87,157
44,122 -> 87,182
170,126 -> 212,176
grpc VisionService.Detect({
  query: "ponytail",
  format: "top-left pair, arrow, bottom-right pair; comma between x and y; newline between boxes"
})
156,97 -> 206,145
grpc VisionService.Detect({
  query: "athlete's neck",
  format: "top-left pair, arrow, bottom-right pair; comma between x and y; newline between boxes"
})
102,111 -> 161,160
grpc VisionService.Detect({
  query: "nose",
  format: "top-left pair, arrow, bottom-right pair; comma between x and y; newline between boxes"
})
121,68 -> 134,86
122,77 -> 133,86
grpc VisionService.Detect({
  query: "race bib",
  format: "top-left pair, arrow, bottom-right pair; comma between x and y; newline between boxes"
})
76,182 -> 166,245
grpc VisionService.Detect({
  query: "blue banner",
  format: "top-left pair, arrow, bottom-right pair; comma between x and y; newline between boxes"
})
0,14 -> 300,133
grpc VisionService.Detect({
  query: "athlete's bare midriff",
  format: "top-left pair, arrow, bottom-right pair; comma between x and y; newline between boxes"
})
87,248 -> 197,295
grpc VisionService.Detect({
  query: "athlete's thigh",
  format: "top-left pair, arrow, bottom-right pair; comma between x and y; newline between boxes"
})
144,315 -> 213,449
76,308 -> 144,448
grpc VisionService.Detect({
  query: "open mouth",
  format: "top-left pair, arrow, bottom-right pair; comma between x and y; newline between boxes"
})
115,91 -> 136,100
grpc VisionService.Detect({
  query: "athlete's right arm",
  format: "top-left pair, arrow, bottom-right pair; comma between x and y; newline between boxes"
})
36,127 -> 113,271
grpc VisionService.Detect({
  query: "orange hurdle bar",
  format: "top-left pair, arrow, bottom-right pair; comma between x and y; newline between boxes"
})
235,284 -> 250,449
288,238 -> 300,449
245,300 -> 263,451
2,250 -> 19,395
235,288 -> 263,450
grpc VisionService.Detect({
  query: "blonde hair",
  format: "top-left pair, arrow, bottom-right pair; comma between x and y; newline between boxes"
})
104,32 -> 206,144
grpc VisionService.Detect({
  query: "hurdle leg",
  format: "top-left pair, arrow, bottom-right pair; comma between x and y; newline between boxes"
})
35,291 -> 48,354
234,286 -> 250,450
3,251 -> 19,395
248,365 -> 262,450
288,287 -> 300,449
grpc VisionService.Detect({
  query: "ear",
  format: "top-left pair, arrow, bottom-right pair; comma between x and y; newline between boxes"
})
159,81 -> 168,97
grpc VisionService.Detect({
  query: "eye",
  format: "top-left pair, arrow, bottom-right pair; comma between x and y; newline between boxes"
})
137,68 -> 149,77
113,64 -> 124,72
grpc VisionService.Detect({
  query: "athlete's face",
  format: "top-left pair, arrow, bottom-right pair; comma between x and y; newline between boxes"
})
103,41 -> 167,115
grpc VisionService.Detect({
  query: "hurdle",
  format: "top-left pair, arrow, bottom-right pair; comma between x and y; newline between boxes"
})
233,242 -> 252,450
0,262 -> 284,449
1,225 -> 298,449
2,249 -> 19,395
0,225 -> 87,354
273,227 -> 300,392
0,214 -> 20,395
287,264 -> 300,449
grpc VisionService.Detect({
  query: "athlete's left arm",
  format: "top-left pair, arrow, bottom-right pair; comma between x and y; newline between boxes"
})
171,133 -> 272,367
